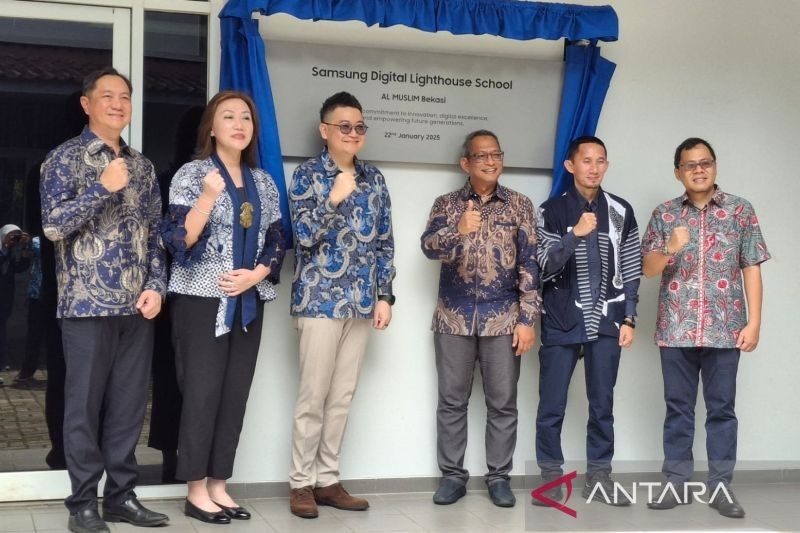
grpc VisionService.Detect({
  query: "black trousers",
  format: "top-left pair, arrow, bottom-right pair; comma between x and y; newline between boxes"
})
61,314 -> 154,513
170,294 -> 263,481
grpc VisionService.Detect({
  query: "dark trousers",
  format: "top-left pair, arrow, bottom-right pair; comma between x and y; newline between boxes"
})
171,295 -> 263,481
536,336 -> 621,477
434,333 -> 520,486
61,314 -> 154,513
659,347 -> 739,488
147,308 -> 181,452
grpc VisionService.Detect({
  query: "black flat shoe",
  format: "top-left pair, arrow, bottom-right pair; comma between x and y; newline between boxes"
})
184,499 -> 231,524
211,501 -> 251,520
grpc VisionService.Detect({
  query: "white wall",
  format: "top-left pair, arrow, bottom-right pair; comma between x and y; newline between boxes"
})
232,0 -> 800,483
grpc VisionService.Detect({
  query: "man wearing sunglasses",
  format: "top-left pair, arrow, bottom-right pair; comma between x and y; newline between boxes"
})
534,136 -> 641,507
288,92 -> 395,519
421,130 -> 540,507
643,138 -> 769,518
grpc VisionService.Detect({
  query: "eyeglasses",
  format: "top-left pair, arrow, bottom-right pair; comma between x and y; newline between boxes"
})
469,151 -> 505,163
679,159 -> 715,171
322,122 -> 368,135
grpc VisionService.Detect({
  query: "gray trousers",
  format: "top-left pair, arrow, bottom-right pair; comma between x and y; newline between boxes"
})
434,333 -> 520,486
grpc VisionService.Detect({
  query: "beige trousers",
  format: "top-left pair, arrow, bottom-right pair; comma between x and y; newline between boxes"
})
289,317 -> 371,489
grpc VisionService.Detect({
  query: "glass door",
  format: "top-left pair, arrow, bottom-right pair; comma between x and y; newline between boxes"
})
0,1 -> 130,501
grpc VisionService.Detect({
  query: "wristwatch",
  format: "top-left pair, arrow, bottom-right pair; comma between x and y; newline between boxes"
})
661,243 -> 674,257
378,294 -> 396,306
622,316 -> 636,329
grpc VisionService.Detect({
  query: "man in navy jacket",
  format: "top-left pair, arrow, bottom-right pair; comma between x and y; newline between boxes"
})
534,136 -> 641,506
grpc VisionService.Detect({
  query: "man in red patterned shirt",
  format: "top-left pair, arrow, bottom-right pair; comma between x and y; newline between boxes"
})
642,137 -> 770,519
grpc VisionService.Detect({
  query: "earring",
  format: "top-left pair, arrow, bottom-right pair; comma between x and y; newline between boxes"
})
210,132 -> 215,137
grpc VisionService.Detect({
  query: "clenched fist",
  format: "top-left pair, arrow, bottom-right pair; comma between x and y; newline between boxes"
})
667,226 -> 690,254
329,171 -> 357,206
573,211 -> 597,237
100,158 -> 129,192
458,200 -> 482,235
201,168 -> 226,200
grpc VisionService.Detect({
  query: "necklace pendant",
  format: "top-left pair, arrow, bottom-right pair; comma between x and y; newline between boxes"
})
240,202 -> 254,228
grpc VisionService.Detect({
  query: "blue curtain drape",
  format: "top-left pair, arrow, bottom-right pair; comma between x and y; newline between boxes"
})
549,42 -> 616,198
219,0 -> 620,241
221,0 -> 619,42
220,16 -> 290,236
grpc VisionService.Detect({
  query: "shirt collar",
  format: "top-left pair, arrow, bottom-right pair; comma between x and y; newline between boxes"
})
567,184 -> 602,211
320,145 -> 365,177
80,126 -> 131,157
680,185 -> 726,207
458,179 -> 509,203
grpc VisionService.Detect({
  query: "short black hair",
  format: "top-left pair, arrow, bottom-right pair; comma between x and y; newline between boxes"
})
566,135 -> 607,160
82,67 -> 132,96
674,137 -> 716,169
319,92 -> 362,122
460,129 -> 500,159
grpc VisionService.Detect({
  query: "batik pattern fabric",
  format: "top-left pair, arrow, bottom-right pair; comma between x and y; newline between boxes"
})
289,147 -> 395,318
40,127 -> 166,318
421,181 -> 541,337
162,158 -> 285,337
641,187 -> 770,348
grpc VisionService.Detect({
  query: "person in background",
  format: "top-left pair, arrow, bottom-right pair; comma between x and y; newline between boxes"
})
0,224 -> 32,382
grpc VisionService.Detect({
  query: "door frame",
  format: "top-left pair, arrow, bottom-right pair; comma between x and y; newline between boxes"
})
0,0 -> 224,502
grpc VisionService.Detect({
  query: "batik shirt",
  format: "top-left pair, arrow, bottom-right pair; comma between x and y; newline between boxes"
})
289,147 -> 395,318
642,187 -> 770,348
40,127 -> 166,318
421,181 -> 541,336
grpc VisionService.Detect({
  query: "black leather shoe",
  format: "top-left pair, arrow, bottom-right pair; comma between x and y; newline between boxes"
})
709,489 -> 745,518
647,485 -> 692,510
487,480 -> 516,507
103,496 -> 169,526
211,500 -> 251,520
184,499 -> 231,524
68,509 -> 110,533
433,478 -> 467,505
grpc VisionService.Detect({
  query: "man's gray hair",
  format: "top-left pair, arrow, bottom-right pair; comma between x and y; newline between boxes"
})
460,130 -> 500,159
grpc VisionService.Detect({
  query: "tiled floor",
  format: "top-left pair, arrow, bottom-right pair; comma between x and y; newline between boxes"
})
1,484 -> 798,532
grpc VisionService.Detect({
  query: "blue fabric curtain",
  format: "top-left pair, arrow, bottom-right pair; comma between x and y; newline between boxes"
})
219,16 -> 291,237
221,0 -> 619,42
549,42 -> 616,198
219,0 -> 620,239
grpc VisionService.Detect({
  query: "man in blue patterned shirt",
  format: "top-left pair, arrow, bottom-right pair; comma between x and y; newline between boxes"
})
288,92 -> 395,519
40,68 -> 168,533
421,130 -> 541,508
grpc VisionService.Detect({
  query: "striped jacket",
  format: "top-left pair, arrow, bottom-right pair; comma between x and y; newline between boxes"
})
537,186 -> 641,345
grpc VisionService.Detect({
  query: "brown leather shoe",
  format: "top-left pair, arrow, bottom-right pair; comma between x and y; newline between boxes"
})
313,483 -> 369,511
290,486 -> 318,519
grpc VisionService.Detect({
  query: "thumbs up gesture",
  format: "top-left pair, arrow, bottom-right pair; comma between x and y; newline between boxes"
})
458,199 -> 482,235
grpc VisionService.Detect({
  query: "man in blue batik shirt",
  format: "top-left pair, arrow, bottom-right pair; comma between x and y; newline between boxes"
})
40,68 -> 168,533
421,130 -> 541,508
288,92 -> 395,519
534,136 -> 641,507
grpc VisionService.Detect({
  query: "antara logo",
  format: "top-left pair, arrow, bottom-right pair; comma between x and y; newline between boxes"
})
530,471 -> 577,517
531,471 -> 735,518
